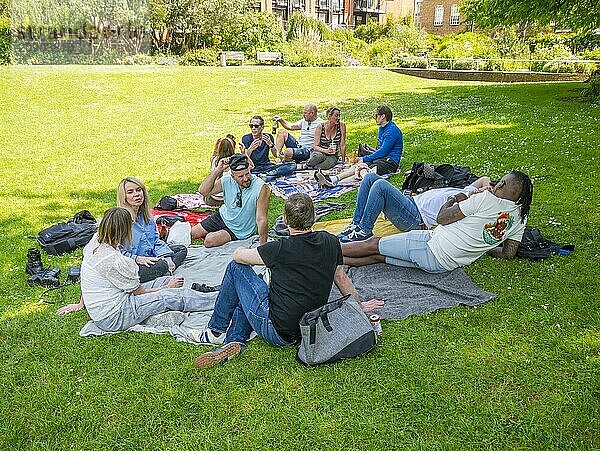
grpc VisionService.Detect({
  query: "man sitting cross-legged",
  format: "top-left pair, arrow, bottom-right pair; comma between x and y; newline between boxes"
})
338,173 -> 494,242
272,103 -> 323,164
191,154 -> 270,247
189,193 -> 384,369
342,171 -> 533,273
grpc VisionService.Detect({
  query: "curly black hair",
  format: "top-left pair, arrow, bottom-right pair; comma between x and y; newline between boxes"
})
510,170 -> 533,223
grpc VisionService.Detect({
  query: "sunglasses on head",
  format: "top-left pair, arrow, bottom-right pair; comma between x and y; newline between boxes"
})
235,190 -> 243,208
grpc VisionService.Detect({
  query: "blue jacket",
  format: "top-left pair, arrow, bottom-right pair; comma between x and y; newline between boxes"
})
363,120 -> 403,164
119,213 -> 173,260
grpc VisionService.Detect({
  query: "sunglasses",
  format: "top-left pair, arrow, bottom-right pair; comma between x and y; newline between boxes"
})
249,124 -> 262,128
235,190 -> 243,208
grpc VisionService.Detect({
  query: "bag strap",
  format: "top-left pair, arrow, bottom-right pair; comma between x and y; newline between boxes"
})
320,311 -> 333,332
309,319 -> 317,345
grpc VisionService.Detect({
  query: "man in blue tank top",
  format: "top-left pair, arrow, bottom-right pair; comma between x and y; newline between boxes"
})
191,154 -> 270,247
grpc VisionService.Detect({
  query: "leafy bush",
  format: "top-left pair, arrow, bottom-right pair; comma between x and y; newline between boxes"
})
397,56 -> 428,68
221,11 -> 284,57
491,26 -> 528,58
530,44 -> 572,71
180,48 -> 218,66
572,33 -> 600,53
432,32 -> 500,69
281,38 -> 344,67
0,16 -> 10,64
286,12 -> 330,42
329,27 -> 368,63
582,70 -> 600,101
354,20 -> 385,44
121,53 -> 154,65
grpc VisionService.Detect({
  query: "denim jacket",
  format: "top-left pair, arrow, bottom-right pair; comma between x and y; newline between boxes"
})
119,213 -> 173,260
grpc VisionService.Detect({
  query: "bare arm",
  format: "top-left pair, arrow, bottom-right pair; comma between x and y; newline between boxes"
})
233,247 -> 265,265
313,123 -> 325,153
56,297 -> 85,315
130,276 -> 184,295
339,122 -> 347,162
274,116 -> 300,131
256,184 -> 271,245
436,197 -> 466,225
333,265 -> 384,312
198,160 -> 226,197
488,238 -> 520,260
470,176 -> 491,190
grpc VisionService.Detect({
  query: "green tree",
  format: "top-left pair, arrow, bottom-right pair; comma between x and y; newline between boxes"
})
462,0 -> 600,32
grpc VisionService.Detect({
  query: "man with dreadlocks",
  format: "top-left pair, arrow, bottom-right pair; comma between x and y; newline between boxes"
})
341,171 -> 533,273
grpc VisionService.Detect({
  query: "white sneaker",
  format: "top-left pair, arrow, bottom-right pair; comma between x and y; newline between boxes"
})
187,328 -> 225,346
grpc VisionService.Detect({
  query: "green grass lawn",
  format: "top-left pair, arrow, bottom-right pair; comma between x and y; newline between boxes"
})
1,66 -> 599,450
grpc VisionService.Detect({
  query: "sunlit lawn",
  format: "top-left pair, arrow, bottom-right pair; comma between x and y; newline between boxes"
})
0,66 -> 599,450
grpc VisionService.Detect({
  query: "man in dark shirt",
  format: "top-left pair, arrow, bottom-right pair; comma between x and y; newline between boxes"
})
241,115 -> 296,181
191,193 -> 383,369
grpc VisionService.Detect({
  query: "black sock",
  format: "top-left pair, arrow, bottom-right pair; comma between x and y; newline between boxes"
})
211,330 -> 222,338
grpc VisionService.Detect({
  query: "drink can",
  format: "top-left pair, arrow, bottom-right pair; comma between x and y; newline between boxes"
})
272,122 -> 277,135
369,314 -> 382,335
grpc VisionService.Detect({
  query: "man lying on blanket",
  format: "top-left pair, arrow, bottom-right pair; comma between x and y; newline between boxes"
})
342,171 -> 533,273
191,154 -> 270,248
188,193 -> 384,369
338,174 -> 495,242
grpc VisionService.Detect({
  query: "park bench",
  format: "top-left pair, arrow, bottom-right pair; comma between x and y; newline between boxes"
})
220,51 -> 244,66
256,51 -> 283,65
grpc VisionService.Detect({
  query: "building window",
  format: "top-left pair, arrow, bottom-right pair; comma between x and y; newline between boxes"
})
414,0 -> 422,16
449,4 -> 460,25
434,5 -> 444,26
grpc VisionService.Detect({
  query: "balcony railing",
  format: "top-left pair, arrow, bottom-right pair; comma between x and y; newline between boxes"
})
354,0 -> 383,12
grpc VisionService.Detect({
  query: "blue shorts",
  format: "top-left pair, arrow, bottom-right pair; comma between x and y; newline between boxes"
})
378,230 -> 448,273
284,135 -> 311,162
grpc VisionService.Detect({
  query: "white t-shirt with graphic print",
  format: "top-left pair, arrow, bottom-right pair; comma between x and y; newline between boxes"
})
427,190 -> 526,270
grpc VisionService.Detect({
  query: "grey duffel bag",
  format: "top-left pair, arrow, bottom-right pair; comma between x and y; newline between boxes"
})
296,295 -> 377,365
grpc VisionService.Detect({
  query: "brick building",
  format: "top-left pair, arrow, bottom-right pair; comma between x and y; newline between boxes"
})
252,0 -> 469,33
414,0 -> 471,35
252,0 -> 414,28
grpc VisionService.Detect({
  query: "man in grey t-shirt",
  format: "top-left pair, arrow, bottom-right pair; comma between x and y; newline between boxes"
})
273,103 -> 324,163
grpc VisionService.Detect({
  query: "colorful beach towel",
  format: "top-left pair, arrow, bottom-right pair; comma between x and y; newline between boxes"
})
268,167 -> 359,201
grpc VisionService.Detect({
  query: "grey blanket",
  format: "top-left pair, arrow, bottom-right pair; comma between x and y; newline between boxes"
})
80,239 -> 495,341
329,263 -> 496,319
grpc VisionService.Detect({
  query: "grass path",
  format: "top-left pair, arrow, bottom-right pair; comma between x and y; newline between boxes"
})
0,66 -> 599,450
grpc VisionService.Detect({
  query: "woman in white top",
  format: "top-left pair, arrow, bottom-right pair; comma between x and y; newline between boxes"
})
81,207 -> 215,332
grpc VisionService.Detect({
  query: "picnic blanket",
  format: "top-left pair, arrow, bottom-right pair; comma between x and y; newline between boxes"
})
313,216 -> 400,238
79,234 -> 495,341
268,166 -> 362,201
329,263 -> 496,319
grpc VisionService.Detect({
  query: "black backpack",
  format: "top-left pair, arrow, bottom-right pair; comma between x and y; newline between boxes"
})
402,162 -> 479,194
38,210 -> 97,255
516,227 -> 574,261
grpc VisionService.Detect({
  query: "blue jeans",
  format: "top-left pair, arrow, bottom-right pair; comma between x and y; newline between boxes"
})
252,162 -> 296,181
95,277 -> 217,332
379,230 -> 448,273
284,135 -> 311,162
353,173 -> 423,234
208,261 -> 289,346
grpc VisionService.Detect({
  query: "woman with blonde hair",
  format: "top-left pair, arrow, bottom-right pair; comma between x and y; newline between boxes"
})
299,106 -> 346,171
80,207 -> 214,332
117,177 -> 187,283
